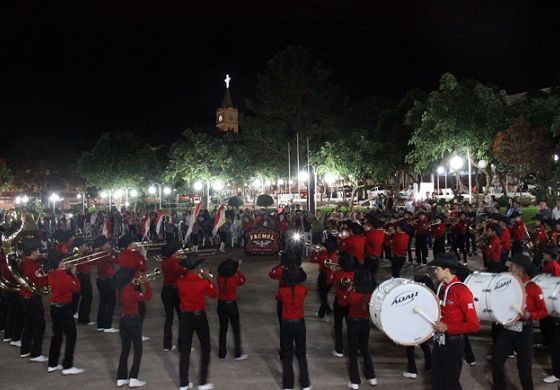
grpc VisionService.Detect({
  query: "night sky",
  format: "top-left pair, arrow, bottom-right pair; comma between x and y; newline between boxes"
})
3,2 -> 560,154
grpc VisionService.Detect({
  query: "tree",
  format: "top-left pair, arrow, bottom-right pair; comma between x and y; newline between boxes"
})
78,132 -> 159,190
256,194 -> 274,209
406,73 -> 508,197
227,196 -> 244,209
0,162 -> 13,191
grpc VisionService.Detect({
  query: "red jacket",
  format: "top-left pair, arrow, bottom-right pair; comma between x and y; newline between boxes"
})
309,250 -> 337,273
56,243 -> 72,255
278,284 -> 307,320
119,282 -> 152,316
96,253 -> 117,279
160,256 -> 189,285
483,235 -> 502,262
453,220 -> 468,235
269,264 -> 286,300
535,226 -> 547,246
327,270 -> 354,305
340,290 -> 371,319
339,235 -> 366,262
118,249 -> 147,272
523,276 -> 548,321
543,260 -> 560,276
218,271 -> 246,301
365,229 -> 385,257
500,228 -> 511,253
414,221 -> 429,235
438,276 -> 480,335
510,221 -> 526,241
48,269 -> 80,304
19,257 -> 49,298
391,231 -> 410,257
176,272 -> 218,312
76,251 -> 93,274
431,223 -> 447,239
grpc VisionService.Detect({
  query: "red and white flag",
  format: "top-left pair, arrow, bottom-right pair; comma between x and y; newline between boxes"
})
212,205 -> 226,237
184,201 -> 202,243
155,211 -> 167,235
141,213 -> 151,239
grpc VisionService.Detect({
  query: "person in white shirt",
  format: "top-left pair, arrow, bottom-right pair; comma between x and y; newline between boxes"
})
552,200 -> 560,220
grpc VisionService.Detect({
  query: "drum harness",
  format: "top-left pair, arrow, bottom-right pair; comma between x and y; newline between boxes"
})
434,281 -> 464,345
504,280 -> 532,333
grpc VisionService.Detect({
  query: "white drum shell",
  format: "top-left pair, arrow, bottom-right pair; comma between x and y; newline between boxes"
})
532,273 -> 560,317
464,271 -> 525,325
369,278 -> 440,346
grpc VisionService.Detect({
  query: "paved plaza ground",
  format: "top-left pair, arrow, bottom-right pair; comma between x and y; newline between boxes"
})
1,249 -> 558,389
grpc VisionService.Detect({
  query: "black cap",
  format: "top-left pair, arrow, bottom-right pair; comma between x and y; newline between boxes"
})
353,269 -> 375,294
117,235 -> 134,249
350,222 -> 365,235
427,252 -> 464,270
338,252 -> 355,272
92,236 -> 109,250
73,238 -> 87,248
217,259 -> 239,277
282,265 -> 307,286
180,253 -> 205,270
45,250 -> 64,272
111,267 -> 136,289
280,249 -> 302,267
509,253 -> 538,275
161,240 -> 181,258
543,246 -> 558,258
22,238 -> 41,256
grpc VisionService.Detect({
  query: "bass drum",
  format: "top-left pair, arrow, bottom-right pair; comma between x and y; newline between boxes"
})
532,273 -> 560,317
369,278 -> 440,346
464,271 -> 525,325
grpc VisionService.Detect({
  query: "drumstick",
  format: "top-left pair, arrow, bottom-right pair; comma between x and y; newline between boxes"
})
414,307 -> 435,325
511,303 -> 525,317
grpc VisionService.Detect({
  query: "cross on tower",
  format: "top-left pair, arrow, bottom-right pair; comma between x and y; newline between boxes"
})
224,74 -> 231,89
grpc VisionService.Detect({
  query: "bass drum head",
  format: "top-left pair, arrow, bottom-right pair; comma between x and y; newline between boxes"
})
488,273 -> 526,325
532,274 -> 560,317
370,279 -> 440,346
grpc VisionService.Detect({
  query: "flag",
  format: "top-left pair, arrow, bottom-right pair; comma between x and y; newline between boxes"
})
184,201 -> 202,243
212,205 -> 226,237
141,213 -> 151,239
155,211 -> 166,235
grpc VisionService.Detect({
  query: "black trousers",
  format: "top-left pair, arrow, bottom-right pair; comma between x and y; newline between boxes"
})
333,298 -> 349,354
317,271 -> 332,318
2,290 -> 23,341
73,273 -> 92,324
550,319 -> 560,378
280,319 -> 310,389
117,316 -> 143,380
0,291 -> 5,330
179,311 -> 211,387
492,325 -> 534,390
406,341 -> 432,373
383,246 -> 392,261
96,278 -> 116,329
347,318 -> 375,384
511,240 -> 523,256
464,335 -> 475,364
364,256 -> 380,289
432,335 -> 465,390
416,234 -> 428,264
452,233 -> 467,262
433,237 -> 445,259
391,256 -> 406,278
21,295 -> 45,358
48,304 -> 77,369
161,285 -> 181,350
218,300 -> 242,358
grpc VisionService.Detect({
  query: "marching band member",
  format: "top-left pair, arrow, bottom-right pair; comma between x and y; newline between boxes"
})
278,265 -> 311,390
428,253 -> 480,390
509,212 -> 526,256
19,238 -> 49,362
492,254 -> 548,390
497,217 -> 511,267
216,258 -> 247,360
327,253 -> 355,358
46,251 -> 84,375
177,253 -> 217,390
309,237 -> 337,318
117,236 -> 148,273
541,246 -> 560,384
1,250 -> 23,346
340,269 -> 377,389
483,223 -> 503,273
390,223 -> 409,278
113,267 -> 152,388
71,238 -> 95,325
414,213 -> 429,264
364,218 -> 384,287
534,216 -> 547,266
160,240 -> 188,351
451,212 -> 468,264
543,246 -> 560,275
339,223 -> 366,267
93,236 -> 119,333
430,216 -> 446,259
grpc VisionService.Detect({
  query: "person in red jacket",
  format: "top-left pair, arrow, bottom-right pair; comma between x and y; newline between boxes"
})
492,254 -> 548,390
339,223 -> 366,265
428,253 -> 480,390
326,253 -> 355,358
483,223 -> 503,273
543,246 -> 560,276
364,217 -> 385,287
309,237 -> 337,318
176,253 -> 218,390
340,269 -> 377,389
413,213 -> 430,264
159,240 -> 189,351
509,213 -> 526,255
534,216 -> 547,266
497,218 -> 511,267
431,216 -> 447,259
117,236 -> 147,273
46,251 -> 84,375
93,236 -> 119,333
451,212 -> 469,264
113,267 -> 152,388
278,265 -> 311,390
70,238 -> 95,325
19,238 -> 49,362
540,246 -> 560,384
391,223 -> 410,278
217,258 -> 247,360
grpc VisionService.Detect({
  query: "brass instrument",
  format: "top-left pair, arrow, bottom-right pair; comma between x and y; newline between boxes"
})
523,225 -> 535,257
324,259 -> 341,271
34,250 -> 112,278
304,242 -> 325,252
341,277 -> 354,291
176,248 -> 218,258
132,267 -> 162,286
198,268 -> 214,281
133,241 -> 166,250
0,255 -> 20,292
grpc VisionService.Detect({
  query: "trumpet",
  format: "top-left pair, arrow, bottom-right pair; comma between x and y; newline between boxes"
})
198,268 -> 214,281
132,268 -> 162,286
305,243 -> 325,252
341,277 -> 354,291
35,250 -> 112,278
324,259 -> 341,271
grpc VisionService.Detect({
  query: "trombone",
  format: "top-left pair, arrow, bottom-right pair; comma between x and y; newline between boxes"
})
133,241 -> 166,250
175,248 -> 217,258
304,242 -> 325,252
132,268 -> 162,286
324,259 -> 341,271
35,250 -> 112,278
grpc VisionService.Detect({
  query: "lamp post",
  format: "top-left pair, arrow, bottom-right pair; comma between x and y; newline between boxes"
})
436,166 -> 445,195
76,193 -> 86,213
299,164 -> 316,213
194,178 -> 211,209
119,187 -> 138,210
149,183 -> 171,210
99,190 -> 112,210
49,193 -> 60,213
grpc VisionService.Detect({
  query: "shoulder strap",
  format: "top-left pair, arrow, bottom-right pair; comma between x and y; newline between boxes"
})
437,281 -> 465,306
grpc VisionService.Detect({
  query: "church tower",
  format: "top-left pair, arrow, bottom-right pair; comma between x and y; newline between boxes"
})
216,74 -> 239,133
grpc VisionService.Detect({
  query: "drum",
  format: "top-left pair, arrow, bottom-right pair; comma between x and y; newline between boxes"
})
369,278 -> 440,346
532,273 -> 560,317
464,271 -> 525,325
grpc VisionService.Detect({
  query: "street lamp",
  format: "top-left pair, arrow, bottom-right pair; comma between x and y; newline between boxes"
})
49,193 -> 60,213
299,164 -> 316,213
99,190 -> 113,210
149,183 -> 172,210
193,178 -> 210,209
15,195 -> 29,205
436,166 -> 445,194
449,155 -> 464,171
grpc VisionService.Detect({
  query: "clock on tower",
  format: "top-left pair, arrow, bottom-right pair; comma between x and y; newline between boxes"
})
216,74 -> 239,133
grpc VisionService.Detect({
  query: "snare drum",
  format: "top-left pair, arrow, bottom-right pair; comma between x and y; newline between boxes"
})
464,271 -> 525,325
532,273 -> 560,317
369,278 -> 440,346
